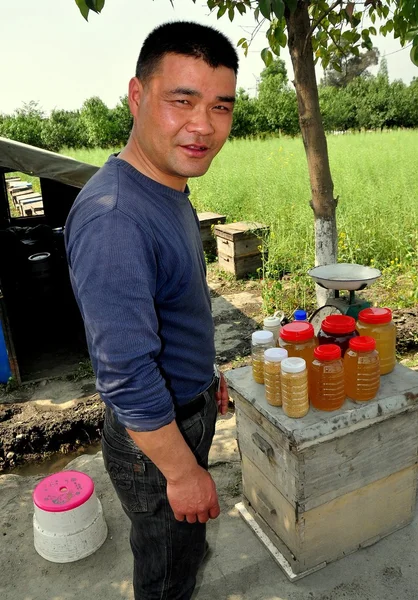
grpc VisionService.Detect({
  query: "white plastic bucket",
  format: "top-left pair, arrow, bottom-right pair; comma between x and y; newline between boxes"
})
33,470 -> 107,563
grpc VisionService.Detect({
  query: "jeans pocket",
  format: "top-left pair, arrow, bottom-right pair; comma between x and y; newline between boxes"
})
177,412 -> 206,456
102,431 -> 148,513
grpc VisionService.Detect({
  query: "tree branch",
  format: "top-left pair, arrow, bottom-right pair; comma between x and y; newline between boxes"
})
309,0 -> 343,36
303,0 -> 343,55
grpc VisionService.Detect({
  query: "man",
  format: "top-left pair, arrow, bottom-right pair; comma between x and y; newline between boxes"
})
65,21 -> 238,600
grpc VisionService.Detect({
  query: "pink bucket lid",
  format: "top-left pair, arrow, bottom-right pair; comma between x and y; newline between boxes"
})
33,470 -> 94,512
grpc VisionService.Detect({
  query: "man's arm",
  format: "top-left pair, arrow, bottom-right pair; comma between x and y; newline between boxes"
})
127,422 -> 220,523
67,209 -> 220,522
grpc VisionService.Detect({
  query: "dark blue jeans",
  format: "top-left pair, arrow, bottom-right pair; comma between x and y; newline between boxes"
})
101,386 -> 218,600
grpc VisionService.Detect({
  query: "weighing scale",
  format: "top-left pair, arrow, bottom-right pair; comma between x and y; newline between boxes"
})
307,263 -> 382,334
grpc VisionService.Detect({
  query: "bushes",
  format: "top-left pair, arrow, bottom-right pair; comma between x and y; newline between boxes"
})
1,74 -> 417,151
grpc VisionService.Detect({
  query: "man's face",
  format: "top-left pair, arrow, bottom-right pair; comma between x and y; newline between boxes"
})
129,53 -> 236,189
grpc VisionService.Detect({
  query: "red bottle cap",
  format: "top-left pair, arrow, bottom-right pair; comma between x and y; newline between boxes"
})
358,307 -> 392,324
280,321 -> 315,342
349,336 -> 376,352
314,344 -> 341,361
321,315 -> 356,334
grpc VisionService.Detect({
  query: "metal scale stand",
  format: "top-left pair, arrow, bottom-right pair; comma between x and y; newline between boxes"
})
307,263 -> 382,334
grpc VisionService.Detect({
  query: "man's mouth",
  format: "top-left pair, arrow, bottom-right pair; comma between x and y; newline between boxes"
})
180,144 -> 210,157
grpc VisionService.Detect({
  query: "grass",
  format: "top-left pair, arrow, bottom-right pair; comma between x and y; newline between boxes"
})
61,130 -> 418,312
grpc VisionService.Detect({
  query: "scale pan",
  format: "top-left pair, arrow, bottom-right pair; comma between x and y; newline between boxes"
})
308,263 -> 381,291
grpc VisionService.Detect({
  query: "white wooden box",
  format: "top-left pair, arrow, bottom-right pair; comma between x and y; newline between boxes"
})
225,365 -> 418,576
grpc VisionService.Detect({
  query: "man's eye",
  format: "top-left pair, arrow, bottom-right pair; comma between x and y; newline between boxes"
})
214,105 -> 229,112
176,100 -> 189,105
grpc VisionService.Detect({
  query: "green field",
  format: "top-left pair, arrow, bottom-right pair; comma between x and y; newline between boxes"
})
63,130 -> 418,269
63,131 -> 418,310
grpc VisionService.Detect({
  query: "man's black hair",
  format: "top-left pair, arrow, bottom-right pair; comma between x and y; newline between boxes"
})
136,21 -> 239,81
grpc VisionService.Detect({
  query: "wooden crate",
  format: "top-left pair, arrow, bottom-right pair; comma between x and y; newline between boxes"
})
225,364 -> 418,577
197,211 -> 226,256
214,221 -> 269,279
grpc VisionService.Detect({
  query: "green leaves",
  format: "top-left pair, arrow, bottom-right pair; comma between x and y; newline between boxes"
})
85,0 -> 105,10
72,0 -> 418,72
411,44 -> 418,67
261,47 -> 274,66
275,27 -> 287,48
271,0 -> 285,20
75,0 -> 89,20
237,37 -> 249,56
259,0 -> 272,20
75,0 -> 105,20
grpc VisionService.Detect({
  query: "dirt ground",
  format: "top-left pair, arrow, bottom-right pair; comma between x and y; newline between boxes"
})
1,268 -> 418,473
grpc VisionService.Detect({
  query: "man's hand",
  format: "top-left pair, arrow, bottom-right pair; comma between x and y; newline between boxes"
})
127,420 -> 221,523
215,372 -> 229,415
167,465 -> 220,523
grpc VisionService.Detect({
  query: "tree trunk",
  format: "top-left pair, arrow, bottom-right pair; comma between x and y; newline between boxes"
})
286,1 -> 337,306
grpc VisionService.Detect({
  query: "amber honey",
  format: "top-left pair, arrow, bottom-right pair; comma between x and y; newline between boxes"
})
309,344 -> 345,411
344,336 -> 380,402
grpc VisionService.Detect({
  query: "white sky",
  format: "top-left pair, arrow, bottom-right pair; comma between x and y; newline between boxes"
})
1,0 -> 417,115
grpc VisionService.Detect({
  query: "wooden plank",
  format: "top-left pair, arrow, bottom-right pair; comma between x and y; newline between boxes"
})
301,410 -> 418,511
301,465 -> 417,570
216,235 -> 263,258
235,395 -> 295,455
197,211 -> 226,226
241,454 -> 301,559
199,227 -> 216,243
214,221 -> 268,242
11,187 -> 33,199
218,252 -> 263,279
13,191 -> 37,201
236,501 -> 327,579
8,182 -> 30,191
242,452 -> 417,572
22,201 -> 44,216
236,406 -> 300,506
19,195 -> 43,205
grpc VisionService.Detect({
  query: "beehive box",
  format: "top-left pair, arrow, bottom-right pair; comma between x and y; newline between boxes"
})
225,364 -> 418,579
197,212 -> 226,256
214,221 -> 269,279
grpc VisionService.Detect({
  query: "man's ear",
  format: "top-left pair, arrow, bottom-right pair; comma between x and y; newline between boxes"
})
127,77 -> 144,118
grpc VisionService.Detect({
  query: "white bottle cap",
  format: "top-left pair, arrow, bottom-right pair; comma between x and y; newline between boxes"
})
281,357 -> 306,374
252,330 -> 274,344
263,315 -> 281,328
264,348 -> 288,362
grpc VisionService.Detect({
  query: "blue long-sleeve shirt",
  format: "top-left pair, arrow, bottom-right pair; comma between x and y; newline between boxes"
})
65,155 -> 215,431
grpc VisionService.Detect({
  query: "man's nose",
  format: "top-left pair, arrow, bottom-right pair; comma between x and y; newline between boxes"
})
185,109 -> 215,136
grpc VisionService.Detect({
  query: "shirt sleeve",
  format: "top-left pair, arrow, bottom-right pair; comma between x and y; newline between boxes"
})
66,208 -> 175,431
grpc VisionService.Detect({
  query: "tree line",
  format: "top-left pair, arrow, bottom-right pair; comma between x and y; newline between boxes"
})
1,56 -> 417,152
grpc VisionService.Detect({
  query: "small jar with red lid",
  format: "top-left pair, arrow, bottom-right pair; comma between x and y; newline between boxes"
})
357,307 -> 396,375
344,336 -> 380,401
278,322 -> 317,370
317,315 -> 358,357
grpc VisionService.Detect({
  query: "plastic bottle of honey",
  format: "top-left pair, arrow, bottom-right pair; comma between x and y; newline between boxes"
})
281,357 -> 309,418
251,330 -> 274,384
263,313 -> 282,345
309,344 -> 345,411
317,315 -> 358,357
344,336 -> 380,402
357,308 -> 396,375
264,347 -> 288,406
278,322 -> 317,370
